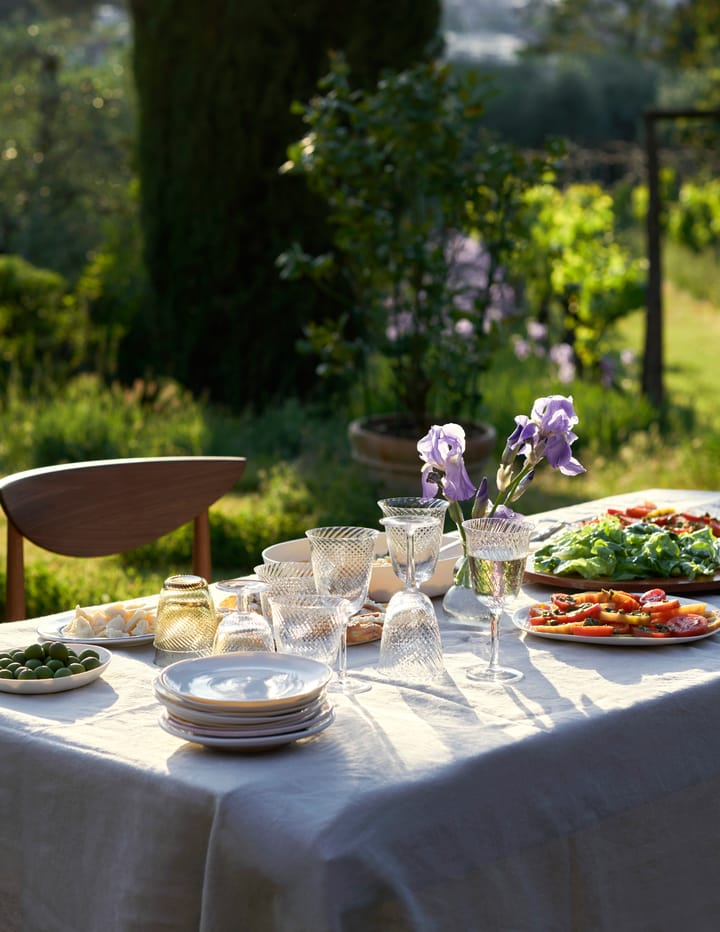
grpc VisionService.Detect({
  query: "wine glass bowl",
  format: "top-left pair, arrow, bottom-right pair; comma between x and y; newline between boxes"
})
378,515 -> 444,682
377,498 -> 449,583
305,526 -> 379,694
461,517 -> 533,684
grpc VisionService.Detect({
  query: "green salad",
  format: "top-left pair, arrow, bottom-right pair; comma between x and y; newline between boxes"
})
533,514 -> 720,580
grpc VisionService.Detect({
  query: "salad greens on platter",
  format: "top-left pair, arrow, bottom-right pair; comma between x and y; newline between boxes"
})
533,514 -> 720,581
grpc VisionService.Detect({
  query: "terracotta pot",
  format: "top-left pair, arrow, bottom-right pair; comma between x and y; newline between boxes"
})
348,413 -> 497,496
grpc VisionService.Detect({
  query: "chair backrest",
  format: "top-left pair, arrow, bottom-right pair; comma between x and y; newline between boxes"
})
0,456 -> 247,621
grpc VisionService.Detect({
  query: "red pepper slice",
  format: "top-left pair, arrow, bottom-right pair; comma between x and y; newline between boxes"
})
569,624 -> 615,637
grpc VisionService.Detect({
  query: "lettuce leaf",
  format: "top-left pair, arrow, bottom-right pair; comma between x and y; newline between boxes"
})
533,516 -> 720,580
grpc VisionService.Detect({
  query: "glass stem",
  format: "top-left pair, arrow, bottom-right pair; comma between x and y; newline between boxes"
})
487,603 -> 502,672
405,527 -> 417,590
337,617 -> 349,682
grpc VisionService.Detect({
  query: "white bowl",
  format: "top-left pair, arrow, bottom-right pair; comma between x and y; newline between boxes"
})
261,532 -> 463,601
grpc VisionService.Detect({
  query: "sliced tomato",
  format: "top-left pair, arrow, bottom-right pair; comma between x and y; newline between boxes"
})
625,504 -> 656,518
569,624 -> 615,637
674,601 -> 707,615
528,603 -> 554,617
605,590 -> 641,612
664,613 -> 709,637
644,598 -> 681,615
639,588 -> 667,604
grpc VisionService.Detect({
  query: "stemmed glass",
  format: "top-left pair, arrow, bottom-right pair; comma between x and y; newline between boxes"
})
461,517 -> 533,684
377,497 -> 450,584
378,515 -> 445,681
212,580 -> 274,653
305,526 -> 379,694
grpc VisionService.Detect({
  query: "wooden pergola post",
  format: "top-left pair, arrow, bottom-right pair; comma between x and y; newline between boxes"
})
642,108 -> 720,408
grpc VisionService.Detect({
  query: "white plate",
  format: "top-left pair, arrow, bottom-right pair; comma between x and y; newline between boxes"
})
157,652 -> 332,709
37,611 -> 155,646
514,600 -> 720,646
154,683 -> 328,727
0,644 -> 112,693
162,703 -> 334,739
261,532 -> 463,600
159,706 -> 335,750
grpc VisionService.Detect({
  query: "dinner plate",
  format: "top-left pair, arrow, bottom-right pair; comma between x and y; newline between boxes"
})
0,644 -> 112,693
159,706 -> 335,750
162,703 -> 334,739
157,652 -> 333,709
154,682 -> 329,727
37,611 -> 155,646
513,601 -> 720,646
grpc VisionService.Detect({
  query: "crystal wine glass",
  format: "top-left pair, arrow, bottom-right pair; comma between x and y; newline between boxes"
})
378,515 -> 444,681
305,526 -> 379,694
461,517 -> 533,684
212,580 -> 274,653
377,497 -> 449,583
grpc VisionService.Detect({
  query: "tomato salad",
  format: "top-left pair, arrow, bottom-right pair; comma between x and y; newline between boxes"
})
601,502 -> 720,537
528,587 -> 720,638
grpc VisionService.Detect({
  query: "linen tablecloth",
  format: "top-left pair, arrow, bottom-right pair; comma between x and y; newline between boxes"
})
1,488 -> 720,931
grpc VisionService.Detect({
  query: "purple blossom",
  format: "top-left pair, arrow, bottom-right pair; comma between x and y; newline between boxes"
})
417,423 -> 477,501
506,395 -> 585,476
513,337 -> 531,360
454,318 -> 474,338
527,320 -> 548,342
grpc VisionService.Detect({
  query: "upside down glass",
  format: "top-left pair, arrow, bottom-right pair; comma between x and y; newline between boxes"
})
154,574 -> 218,666
212,579 -> 274,653
378,515 -> 444,682
462,517 -> 533,684
305,526 -> 379,694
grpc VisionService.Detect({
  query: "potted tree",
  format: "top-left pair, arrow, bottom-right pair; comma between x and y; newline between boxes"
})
278,55 -> 553,491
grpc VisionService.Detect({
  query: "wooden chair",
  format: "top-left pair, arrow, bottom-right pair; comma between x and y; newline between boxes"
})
0,456 -> 247,621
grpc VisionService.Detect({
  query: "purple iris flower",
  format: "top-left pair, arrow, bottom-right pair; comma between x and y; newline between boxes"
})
507,395 -> 585,477
417,423 -> 477,502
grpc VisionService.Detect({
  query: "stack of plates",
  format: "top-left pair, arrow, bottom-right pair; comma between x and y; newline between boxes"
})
154,652 -> 335,751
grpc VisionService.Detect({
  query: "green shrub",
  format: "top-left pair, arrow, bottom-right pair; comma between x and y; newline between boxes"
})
0,255 -> 87,392
0,373 -> 209,472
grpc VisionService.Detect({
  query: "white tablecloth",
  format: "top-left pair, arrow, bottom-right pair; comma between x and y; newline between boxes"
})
2,489 -> 720,931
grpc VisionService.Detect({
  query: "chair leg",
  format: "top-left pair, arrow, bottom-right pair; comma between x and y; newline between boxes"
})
6,522 -> 26,622
193,511 -> 212,583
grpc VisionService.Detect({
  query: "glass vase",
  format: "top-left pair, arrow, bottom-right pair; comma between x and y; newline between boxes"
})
442,552 -> 491,623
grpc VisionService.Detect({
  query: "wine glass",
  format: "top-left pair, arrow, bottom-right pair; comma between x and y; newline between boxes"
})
305,526 -> 379,694
461,517 -> 533,684
377,497 -> 449,583
378,515 -> 444,681
211,580 -> 274,653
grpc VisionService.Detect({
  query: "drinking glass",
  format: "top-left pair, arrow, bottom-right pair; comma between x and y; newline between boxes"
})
211,580 -> 274,653
305,526 -> 379,694
269,593 -> 348,666
377,497 -> 449,583
462,517 -> 533,684
154,574 -> 217,666
378,515 -> 444,681
254,564 -> 316,625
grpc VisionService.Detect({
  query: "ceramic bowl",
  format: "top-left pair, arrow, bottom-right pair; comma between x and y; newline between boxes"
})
261,532 -> 463,601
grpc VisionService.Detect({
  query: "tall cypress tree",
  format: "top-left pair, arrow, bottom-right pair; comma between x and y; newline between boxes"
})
128,0 -> 440,410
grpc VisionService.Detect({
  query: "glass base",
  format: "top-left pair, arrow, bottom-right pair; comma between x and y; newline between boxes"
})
328,676 -> 371,694
467,663 -> 523,684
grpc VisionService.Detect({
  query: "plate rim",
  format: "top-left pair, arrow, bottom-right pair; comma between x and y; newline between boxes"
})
524,559 -> 720,593
514,597 -> 720,646
158,706 -> 335,749
157,651 -> 333,709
